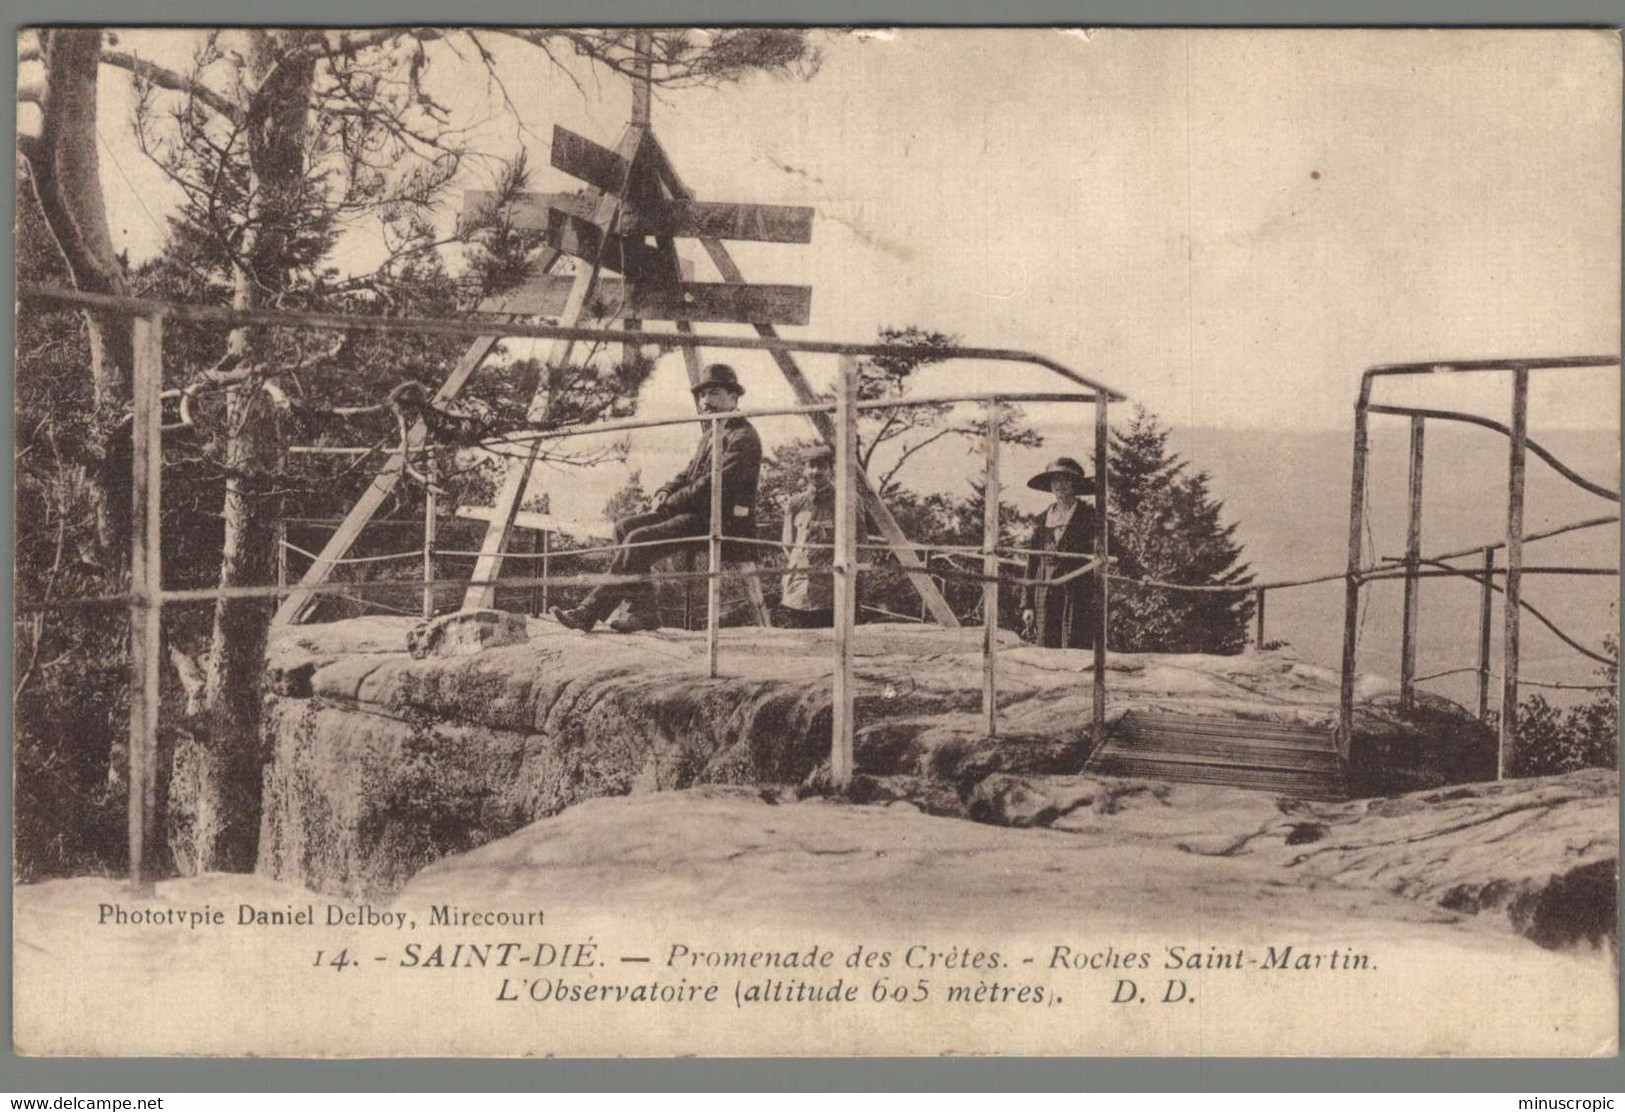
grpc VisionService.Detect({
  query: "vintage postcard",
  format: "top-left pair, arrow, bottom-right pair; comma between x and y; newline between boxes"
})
12,27 -> 1620,1057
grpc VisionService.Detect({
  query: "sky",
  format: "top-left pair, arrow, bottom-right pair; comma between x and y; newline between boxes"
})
20,27 -> 1623,523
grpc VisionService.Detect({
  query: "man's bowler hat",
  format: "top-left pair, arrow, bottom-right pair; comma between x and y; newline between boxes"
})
692,363 -> 746,397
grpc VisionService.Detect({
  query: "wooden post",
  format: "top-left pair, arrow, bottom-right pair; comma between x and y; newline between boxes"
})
1500,369 -> 1529,779
275,518 -> 288,594
1399,415 -> 1426,713
982,400 -> 1001,737
707,416 -> 724,678
128,314 -> 164,892
630,29 -> 652,127
1477,546 -> 1495,723
830,357 -> 860,791
920,550 -> 931,621
1338,379 -> 1373,756
422,455 -> 437,621
1254,587 -> 1266,649
1092,396 -> 1110,752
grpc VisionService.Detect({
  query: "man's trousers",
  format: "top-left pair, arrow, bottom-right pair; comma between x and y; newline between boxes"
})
579,510 -> 707,620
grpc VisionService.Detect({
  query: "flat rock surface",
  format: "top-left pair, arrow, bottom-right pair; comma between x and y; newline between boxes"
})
268,615 -> 1481,745
16,778 -> 1615,1057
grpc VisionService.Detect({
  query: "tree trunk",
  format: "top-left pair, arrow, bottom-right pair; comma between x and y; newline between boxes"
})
180,33 -> 315,873
20,28 -> 135,554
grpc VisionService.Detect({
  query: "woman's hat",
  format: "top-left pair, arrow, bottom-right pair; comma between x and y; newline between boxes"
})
801,443 -> 834,465
692,363 -> 746,397
1026,456 -> 1095,493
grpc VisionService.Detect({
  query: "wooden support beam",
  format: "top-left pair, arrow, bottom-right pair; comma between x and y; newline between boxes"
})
707,418 -> 724,678
551,125 -> 634,196
422,457 -> 437,621
464,124 -> 648,611
544,208 -> 669,280
651,141 -> 958,628
460,188 -> 595,231
1399,415 -> 1425,714
1254,587 -> 1266,649
831,357 -> 860,791
1477,546 -> 1495,723
471,190 -> 811,247
624,198 -> 815,244
490,264 -> 695,319
1092,396 -> 1110,753
128,315 -> 163,892
274,252 -> 564,625
1500,369 -> 1529,779
982,400 -> 1001,738
626,281 -> 812,327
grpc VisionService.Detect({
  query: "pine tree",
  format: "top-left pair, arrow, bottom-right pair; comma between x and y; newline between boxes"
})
1108,407 -> 1254,654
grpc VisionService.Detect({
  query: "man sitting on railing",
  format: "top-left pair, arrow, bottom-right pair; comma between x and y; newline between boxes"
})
552,364 -> 762,634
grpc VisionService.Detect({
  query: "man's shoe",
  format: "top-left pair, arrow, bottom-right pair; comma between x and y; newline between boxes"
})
550,606 -> 597,632
608,610 -> 662,634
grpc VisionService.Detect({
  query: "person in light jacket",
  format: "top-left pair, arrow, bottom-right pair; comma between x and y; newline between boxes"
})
1020,456 -> 1104,650
552,364 -> 761,633
777,444 -> 836,629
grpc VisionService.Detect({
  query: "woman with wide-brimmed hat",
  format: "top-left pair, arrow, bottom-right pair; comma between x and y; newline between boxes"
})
1020,456 -> 1103,649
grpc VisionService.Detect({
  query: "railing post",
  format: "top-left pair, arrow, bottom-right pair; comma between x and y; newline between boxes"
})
1092,395 -> 1110,752
1500,369 -> 1529,779
422,455 -> 437,621
1254,587 -> 1266,649
707,416 -> 724,679
539,530 -> 551,616
129,314 -> 164,892
1399,415 -> 1426,713
982,400 -> 1001,738
1477,546 -> 1495,723
1338,378 -> 1373,757
831,357 -> 860,791
920,550 -> 930,622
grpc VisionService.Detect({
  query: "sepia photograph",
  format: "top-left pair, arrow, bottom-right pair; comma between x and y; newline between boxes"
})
11,25 -> 1621,1058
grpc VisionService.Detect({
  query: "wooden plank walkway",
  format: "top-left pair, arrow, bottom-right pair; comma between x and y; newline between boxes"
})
1088,710 -> 1349,800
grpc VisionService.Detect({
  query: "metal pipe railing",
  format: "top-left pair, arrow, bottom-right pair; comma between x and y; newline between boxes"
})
1339,355 -> 1621,777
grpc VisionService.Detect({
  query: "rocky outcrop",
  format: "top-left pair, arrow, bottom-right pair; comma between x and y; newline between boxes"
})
406,609 -> 526,659
258,616 -> 1496,898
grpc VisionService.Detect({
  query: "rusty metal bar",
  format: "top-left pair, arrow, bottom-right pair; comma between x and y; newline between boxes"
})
707,417 -> 724,679
1338,377 -> 1374,755
1477,546 -> 1495,723
1092,395 -> 1110,752
1500,369 -> 1529,779
1399,415 -> 1426,713
128,315 -> 164,892
1367,355 -> 1618,376
831,357 -> 860,792
1378,513 -> 1619,569
982,400 -> 1001,738
1368,403 -> 1618,503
